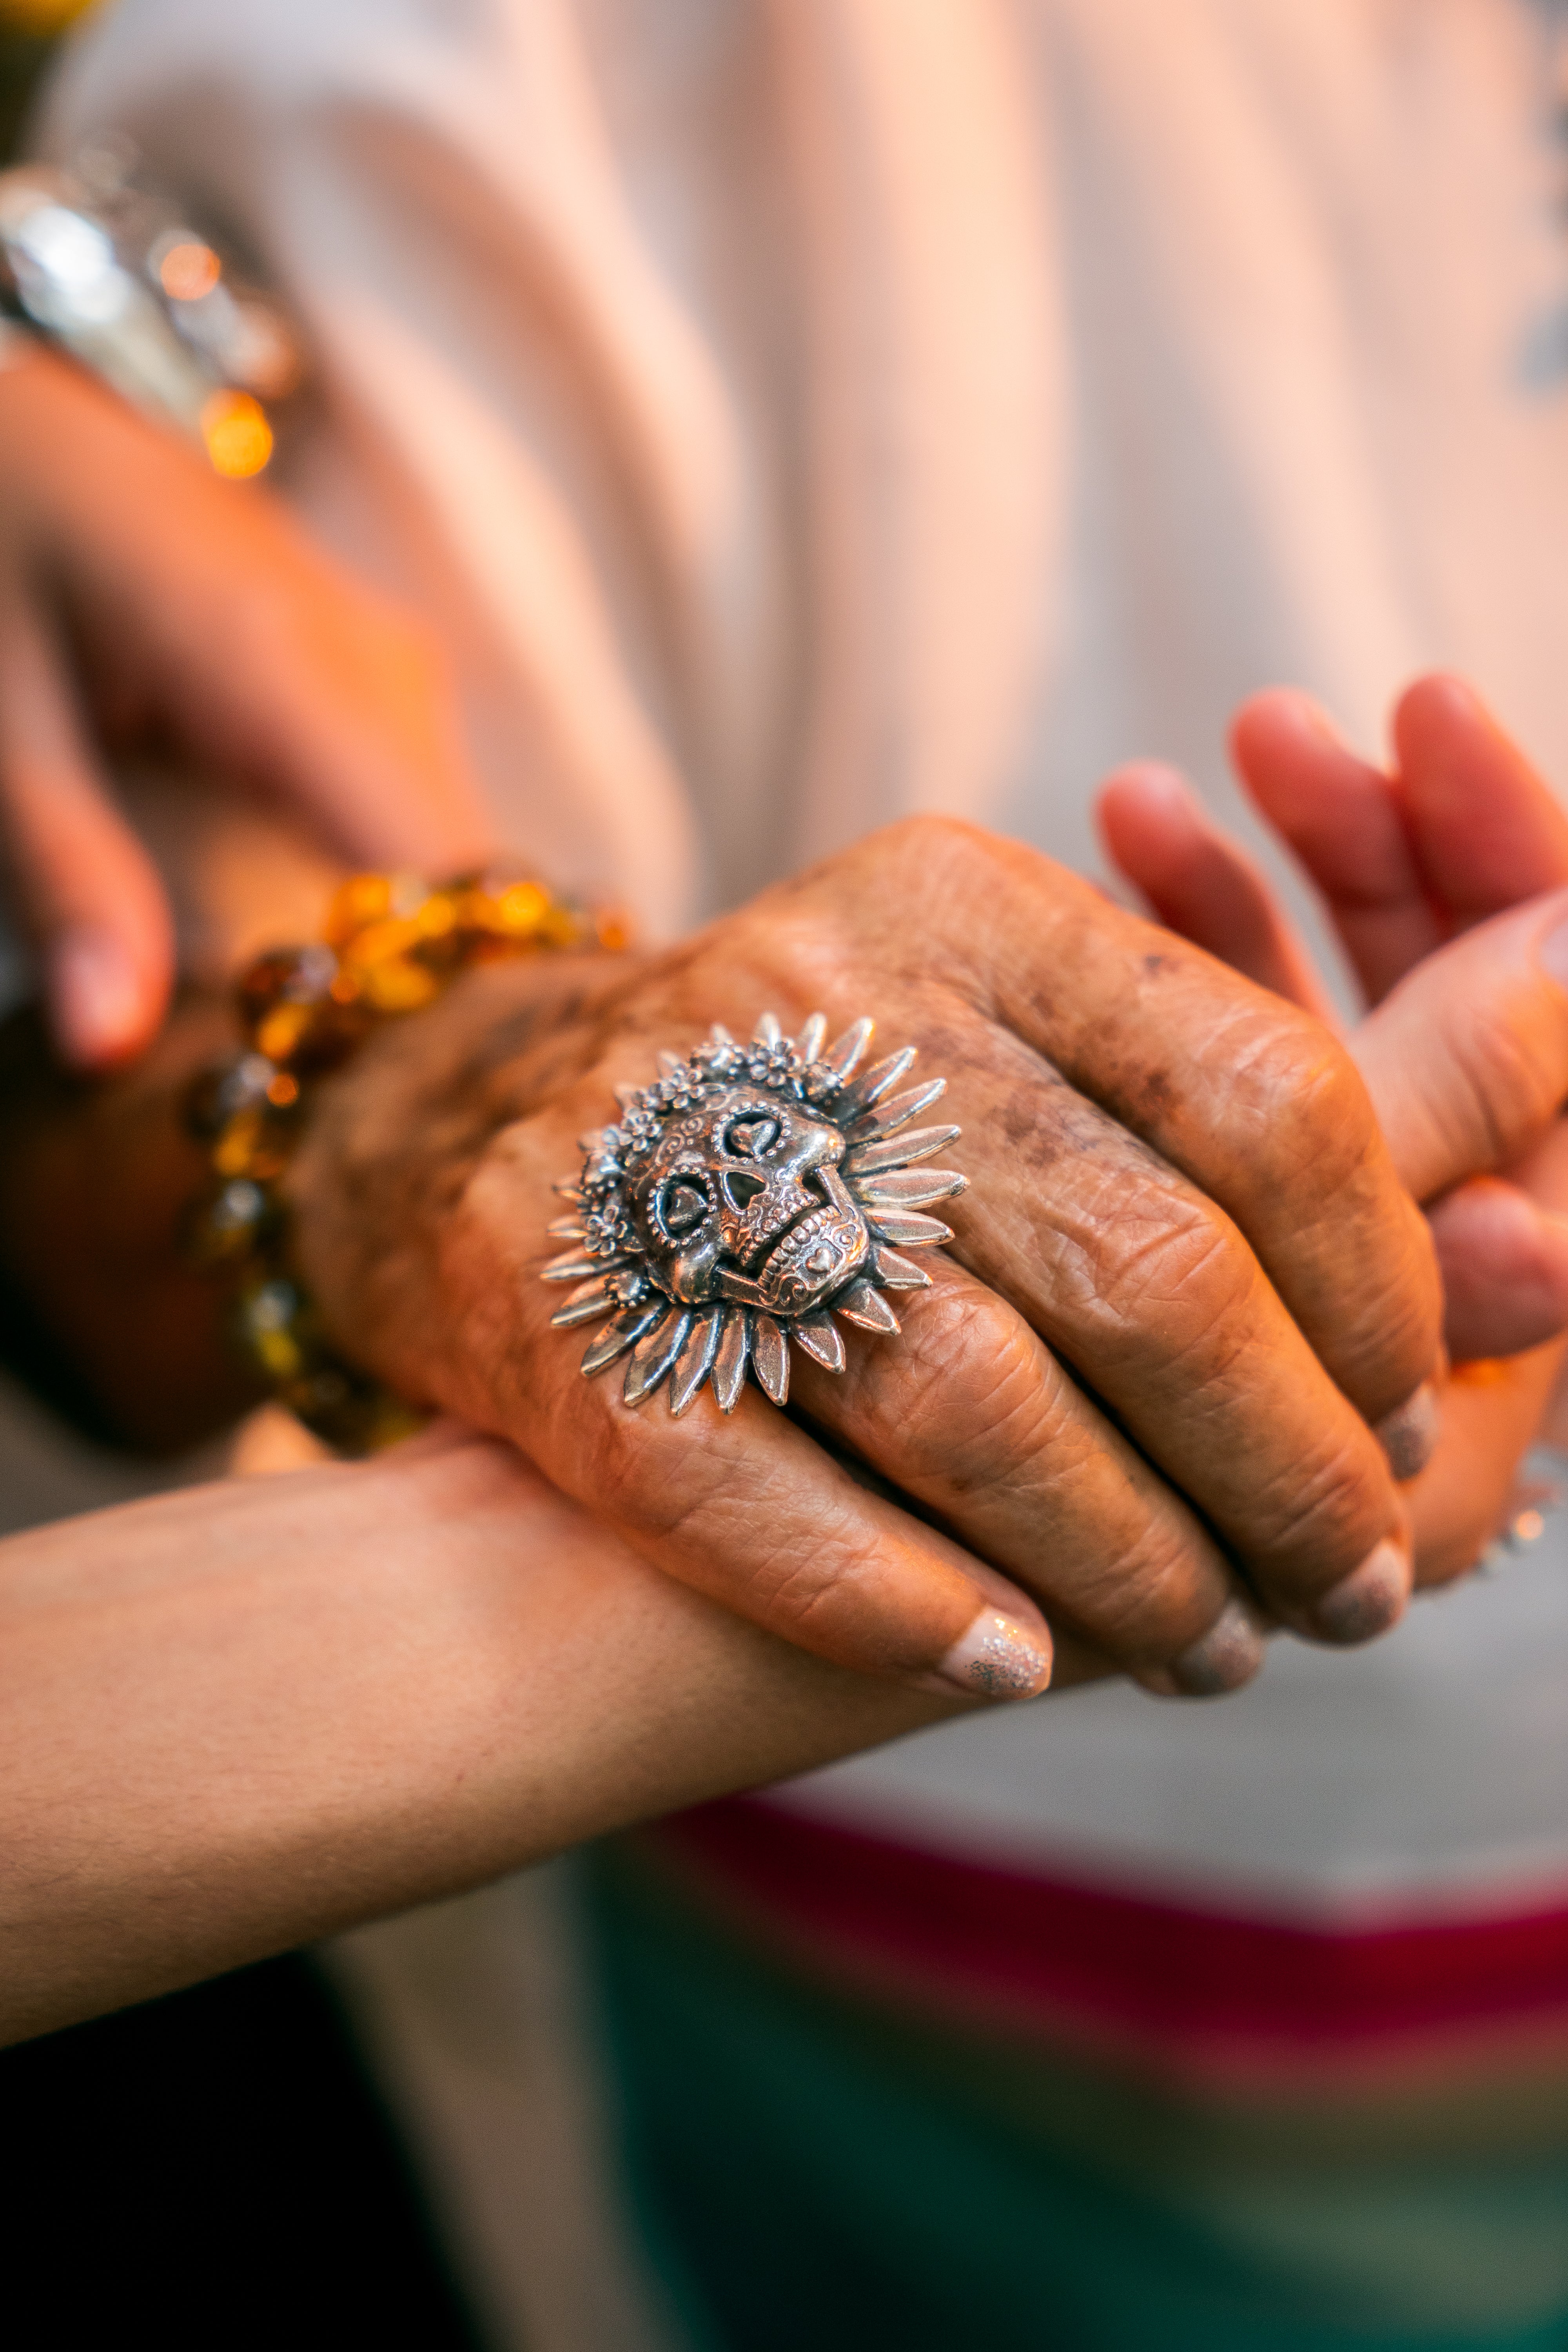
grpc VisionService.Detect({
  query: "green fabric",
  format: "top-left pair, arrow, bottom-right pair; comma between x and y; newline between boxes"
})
583,1845 -> 1568,2352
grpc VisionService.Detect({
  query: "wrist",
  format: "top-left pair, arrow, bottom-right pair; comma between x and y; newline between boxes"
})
191,871 -> 633,1450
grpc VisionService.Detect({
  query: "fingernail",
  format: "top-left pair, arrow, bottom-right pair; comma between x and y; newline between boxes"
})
1164,1595 -> 1269,1696
51,928 -> 144,1064
1304,1536 -> 1413,1646
936,1608 -> 1053,1702
1374,1382 -> 1440,1481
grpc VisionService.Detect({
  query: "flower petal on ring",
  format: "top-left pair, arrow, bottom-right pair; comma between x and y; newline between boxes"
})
713,1308 -> 752,1412
846,1125 -> 961,1175
752,1314 -> 790,1405
624,1308 -> 692,1406
835,1280 -> 900,1334
873,1245 -> 934,1289
669,1307 -> 724,1416
581,1302 -> 665,1377
822,1018 -> 873,1083
849,1077 -> 947,1143
551,1276 -> 617,1329
544,1247 -> 622,1282
839,1047 -> 916,1116
869,1210 -> 953,1247
793,1314 -> 846,1372
852,1168 -> 967,1209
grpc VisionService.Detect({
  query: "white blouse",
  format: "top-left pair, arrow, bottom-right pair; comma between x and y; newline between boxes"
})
42,0 -> 1568,1917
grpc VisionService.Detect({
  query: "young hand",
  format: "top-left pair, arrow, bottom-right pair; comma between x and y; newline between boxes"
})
1099,674 -> 1568,1581
0,348 -> 492,1068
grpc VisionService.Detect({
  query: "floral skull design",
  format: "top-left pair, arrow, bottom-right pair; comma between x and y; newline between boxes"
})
543,1011 -> 966,1415
629,1086 -> 872,1316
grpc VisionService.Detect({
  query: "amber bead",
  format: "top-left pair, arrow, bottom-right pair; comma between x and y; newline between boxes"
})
237,942 -> 337,1030
185,1052 -> 277,1138
205,867 -> 619,1455
261,998 -> 371,1076
252,1001 -> 315,1065
183,1176 -> 271,1265
341,915 -> 422,969
234,1278 -> 307,1383
212,1109 -> 289,1182
323,872 -> 393,943
358,958 -> 441,1013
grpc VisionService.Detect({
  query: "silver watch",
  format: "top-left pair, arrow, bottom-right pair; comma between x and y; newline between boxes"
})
0,137 -> 303,476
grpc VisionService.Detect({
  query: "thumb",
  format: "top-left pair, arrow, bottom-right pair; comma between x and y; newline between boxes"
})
1352,888 -> 1568,1202
0,600 -> 173,1066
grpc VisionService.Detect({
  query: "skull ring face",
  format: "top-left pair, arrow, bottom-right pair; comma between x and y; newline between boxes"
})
630,1087 -> 871,1316
543,1010 -> 967,1416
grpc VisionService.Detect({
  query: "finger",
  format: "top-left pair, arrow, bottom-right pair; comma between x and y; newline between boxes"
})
904,822 -> 1442,1426
1103,735 -> 1568,1365
1405,1342 -> 1566,1588
1392,674 -> 1568,922
1096,760 -> 1339,1021
1427,1178 -> 1568,1361
938,1025 -> 1414,1641
1350,889 -> 1568,1202
149,583 -> 495,877
786,1254 -> 1274,1692
245,619 -> 495,873
295,1091 -> 1055,1699
0,597 -> 172,1065
1415,1117 -> 1568,1579
1229,688 -> 1437,1004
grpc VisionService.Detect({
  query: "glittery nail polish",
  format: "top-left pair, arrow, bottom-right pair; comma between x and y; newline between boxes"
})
1165,1595 -> 1268,1695
1304,1536 -> 1412,1645
936,1608 -> 1053,1701
1374,1383 -> 1440,1481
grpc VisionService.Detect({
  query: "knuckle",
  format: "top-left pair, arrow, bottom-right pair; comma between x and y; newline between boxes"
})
1074,1521 -> 1216,1659
894,1281 -> 1047,1474
1425,998 -> 1562,1171
1231,1008 -> 1376,1197
836,815 -> 1004,941
1062,1185 -> 1252,1365
1241,1424 -> 1385,1587
874,812 -> 996,881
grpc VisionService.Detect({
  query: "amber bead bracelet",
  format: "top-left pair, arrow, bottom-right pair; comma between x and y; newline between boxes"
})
184,869 -> 626,1454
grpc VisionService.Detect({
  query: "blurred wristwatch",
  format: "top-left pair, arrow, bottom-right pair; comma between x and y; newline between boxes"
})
0,136 -> 303,477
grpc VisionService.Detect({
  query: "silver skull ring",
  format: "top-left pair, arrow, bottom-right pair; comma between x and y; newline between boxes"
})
542,1012 -> 967,1414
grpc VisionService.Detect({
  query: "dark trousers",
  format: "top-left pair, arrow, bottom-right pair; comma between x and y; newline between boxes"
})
0,1953 -> 486,2348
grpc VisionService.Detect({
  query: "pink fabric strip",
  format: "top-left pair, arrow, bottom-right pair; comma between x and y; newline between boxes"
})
644,1797 -> 1568,2086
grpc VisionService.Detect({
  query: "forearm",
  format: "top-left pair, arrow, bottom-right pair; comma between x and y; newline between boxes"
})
0,1428 -> 953,2046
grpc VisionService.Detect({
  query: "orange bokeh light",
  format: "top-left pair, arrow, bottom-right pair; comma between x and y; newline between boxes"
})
200,388 -> 273,479
159,240 -> 221,303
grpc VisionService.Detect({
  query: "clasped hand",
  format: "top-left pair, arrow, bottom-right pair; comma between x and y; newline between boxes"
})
288,816 -> 1446,1699
2,359 -> 1560,1707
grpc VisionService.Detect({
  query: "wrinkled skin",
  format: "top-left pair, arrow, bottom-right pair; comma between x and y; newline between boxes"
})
288,814 -> 1445,1697
1101,673 -> 1568,1592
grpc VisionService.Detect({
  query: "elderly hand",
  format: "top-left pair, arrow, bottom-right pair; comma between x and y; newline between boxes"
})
0,347 -> 492,1069
285,817 -> 1443,1700
1100,673 -> 1568,1584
